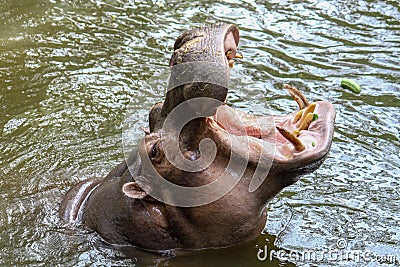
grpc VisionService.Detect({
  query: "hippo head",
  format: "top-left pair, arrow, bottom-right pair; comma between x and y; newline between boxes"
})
121,24 -> 336,249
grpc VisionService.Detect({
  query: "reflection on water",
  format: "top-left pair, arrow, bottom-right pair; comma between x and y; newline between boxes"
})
0,0 -> 399,266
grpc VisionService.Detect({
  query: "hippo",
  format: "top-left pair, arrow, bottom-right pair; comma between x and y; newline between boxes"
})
60,23 -> 335,251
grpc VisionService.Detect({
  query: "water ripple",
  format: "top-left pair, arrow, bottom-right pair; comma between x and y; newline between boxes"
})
1,0 -> 399,266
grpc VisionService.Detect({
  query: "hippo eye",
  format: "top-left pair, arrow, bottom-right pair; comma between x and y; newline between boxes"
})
150,143 -> 158,160
151,143 -> 157,158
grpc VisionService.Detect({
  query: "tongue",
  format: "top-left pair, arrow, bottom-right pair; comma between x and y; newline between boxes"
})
214,105 -> 275,139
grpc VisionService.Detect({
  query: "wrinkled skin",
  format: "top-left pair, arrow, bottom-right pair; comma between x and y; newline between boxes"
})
60,24 -> 336,251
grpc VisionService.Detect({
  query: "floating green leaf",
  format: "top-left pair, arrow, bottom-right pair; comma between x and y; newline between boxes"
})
341,79 -> 361,93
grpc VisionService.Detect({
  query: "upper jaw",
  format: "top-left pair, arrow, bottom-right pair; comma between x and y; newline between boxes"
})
169,23 -> 240,68
155,24 -> 241,132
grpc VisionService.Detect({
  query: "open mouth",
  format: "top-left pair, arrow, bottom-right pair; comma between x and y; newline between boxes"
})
215,29 -> 335,171
165,23 -> 335,174
206,84 -> 335,172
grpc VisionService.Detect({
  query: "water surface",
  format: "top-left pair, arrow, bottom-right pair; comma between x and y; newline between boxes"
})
1,0 -> 399,266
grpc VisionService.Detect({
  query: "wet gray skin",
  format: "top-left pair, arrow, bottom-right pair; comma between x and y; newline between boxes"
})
60,24 -> 336,251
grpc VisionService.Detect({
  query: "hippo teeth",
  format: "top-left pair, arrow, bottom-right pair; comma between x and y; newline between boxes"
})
226,50 -> 242,68
285,85 -> 318,132
293,110 -> 303,123
235,52 -> 243,59
285,84 -> 309,110
275,85 -> 321,152
226,50 -> 234,57
276,126 -> 305,152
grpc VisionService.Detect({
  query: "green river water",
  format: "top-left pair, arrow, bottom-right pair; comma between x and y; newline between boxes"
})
0,0 -> 399,266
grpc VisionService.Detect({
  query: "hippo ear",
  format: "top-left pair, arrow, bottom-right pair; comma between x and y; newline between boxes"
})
141,127 -> 150,135
122,182 -> 148,199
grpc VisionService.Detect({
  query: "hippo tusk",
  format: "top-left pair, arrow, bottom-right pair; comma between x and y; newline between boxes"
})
276,126 -> 305,152
297,103 -> 316,127
284,84 -> 309,110
285,85 -> 319,132
235,52 -> 243,59
293,110 -> 304,123
297,113 -> 315,131
226,50 -> 243,59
